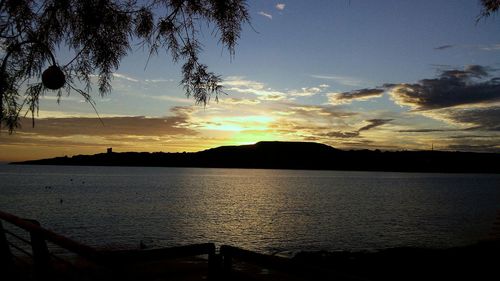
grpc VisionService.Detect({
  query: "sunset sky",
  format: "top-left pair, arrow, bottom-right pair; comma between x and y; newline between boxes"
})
1,0 -> 500,162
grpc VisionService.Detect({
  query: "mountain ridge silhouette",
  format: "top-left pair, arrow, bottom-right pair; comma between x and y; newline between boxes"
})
11,141 -> 500,173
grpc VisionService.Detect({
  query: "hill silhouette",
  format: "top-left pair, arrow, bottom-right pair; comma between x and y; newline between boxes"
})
11,141 -> 500,173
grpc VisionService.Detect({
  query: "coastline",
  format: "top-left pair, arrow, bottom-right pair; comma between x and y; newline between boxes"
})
291,240 -> 500,281
10,141 -> 500,174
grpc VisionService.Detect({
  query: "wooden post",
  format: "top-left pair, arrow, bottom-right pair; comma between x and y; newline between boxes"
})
220,245 -> 232,273
207,243 -> 216,280
0,221 -> 13,270
27,220 -> 50,281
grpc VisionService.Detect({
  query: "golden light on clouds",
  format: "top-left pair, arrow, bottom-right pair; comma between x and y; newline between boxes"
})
2,65 -> 500,162
200,116 -> 274,132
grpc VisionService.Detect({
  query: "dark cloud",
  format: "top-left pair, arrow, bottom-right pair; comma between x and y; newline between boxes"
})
445,107 -> 500,131
10,114 -> 197,137
398,107 -> 500,133
170,106 -> 197,117
359,119 -> 393,131
0,133 -> 110,147
331,88 -> 384,103
441,65 -> 490,79
445,143 -> 500,153
303,136 -> 320,141
324,119 -> 392,139
388,65 -> 500,110
398,129 -> 461,133
324,131 -> 360,138
339,139 -> 376,146
448,134 -> 499,139
434,45 -> 454,50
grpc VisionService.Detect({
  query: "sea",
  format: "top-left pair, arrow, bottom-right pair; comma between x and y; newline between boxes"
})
1,164 -> 499,254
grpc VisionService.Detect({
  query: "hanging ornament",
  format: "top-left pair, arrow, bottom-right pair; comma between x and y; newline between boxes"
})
42,65 -> 65,90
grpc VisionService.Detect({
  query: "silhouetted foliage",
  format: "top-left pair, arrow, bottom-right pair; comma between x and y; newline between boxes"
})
479,0 -> 500,18
1,0 -> 249,132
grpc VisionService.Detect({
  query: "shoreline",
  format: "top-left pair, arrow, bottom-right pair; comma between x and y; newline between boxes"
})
10,141 -> 500,174
9,161 -> 500,175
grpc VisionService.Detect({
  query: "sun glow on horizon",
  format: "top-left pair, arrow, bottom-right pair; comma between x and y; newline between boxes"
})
198,116 -> 275,132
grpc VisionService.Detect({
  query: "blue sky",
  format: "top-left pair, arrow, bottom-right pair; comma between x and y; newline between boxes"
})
1,0 -> 500,161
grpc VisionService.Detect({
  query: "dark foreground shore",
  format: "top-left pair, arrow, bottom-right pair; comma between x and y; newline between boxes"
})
6,241 -> 499,281
292,241 -> 499,281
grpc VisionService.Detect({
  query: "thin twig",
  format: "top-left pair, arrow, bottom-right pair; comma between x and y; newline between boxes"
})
63,45 -> 89,69
68,83 -> 105,126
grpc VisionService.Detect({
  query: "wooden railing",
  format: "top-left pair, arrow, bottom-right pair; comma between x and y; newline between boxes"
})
0,210 -> 102,260
219,245 -> 359,280
220,245 -> 296,272
1,210 -> 360,281
0,210 -> 216,280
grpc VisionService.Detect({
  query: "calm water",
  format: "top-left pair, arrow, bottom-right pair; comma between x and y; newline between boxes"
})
1,164 -> 499,254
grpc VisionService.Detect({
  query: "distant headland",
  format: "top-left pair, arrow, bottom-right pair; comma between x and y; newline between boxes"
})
11,141 -> 500,173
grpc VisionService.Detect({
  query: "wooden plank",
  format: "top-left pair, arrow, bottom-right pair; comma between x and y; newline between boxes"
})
0,221 -> 13,270
219,245 -> 361,281
100,243 -> 218,280
1,211 -> 217,269
101,243 -> 216,264
0,210 -> 102,263
220,245 -> 296,272
28,220 -> 50,280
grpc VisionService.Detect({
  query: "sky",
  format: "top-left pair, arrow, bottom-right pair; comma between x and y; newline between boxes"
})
1,0 -> 500,161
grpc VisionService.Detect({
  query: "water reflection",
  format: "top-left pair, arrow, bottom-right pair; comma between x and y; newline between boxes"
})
0,165 -> 499,253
